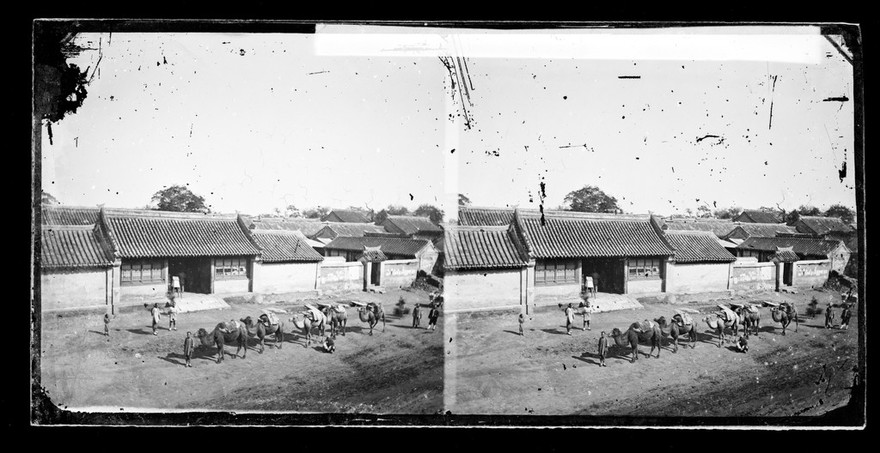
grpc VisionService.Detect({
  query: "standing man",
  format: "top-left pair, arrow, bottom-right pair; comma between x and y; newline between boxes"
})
412,303 -> 422,329
825,303 -> 835,329
564,303 -> 575,336
427,304 -> 440,331
840,304 -> 851,330
597,331 -> 608,367
591,271 -> 600,298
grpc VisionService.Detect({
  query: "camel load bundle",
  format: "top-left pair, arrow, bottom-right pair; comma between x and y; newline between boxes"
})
673,310 -> 693,327
304,303 -> 323,321
260,310 -> 279,326
716,304 -> 737,323
635,319 -> 655,334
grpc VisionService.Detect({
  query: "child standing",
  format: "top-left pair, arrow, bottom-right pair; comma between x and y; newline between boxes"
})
103,313 -> 111,337
598,331 -> 608,367
183,331 -> 194,367
148,303 -> 162,336
518,313 -> 525,336
167,301 -> 178,331
564,303 -> 575,336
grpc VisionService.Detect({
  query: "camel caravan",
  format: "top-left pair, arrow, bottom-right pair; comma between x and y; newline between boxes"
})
191,299 -> 397,363
600,300 -> 817,364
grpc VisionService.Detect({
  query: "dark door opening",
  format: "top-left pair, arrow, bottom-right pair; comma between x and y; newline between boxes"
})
370,262 -> 381,286
783,263 -> 793,286
582,258 -> 625,294
168,257 -> 212,294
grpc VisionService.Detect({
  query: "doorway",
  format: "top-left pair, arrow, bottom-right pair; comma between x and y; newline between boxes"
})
783,263 -> 793,286
370,262 -> 382,286
168,257 -> 212,294
582,258 -> 625,294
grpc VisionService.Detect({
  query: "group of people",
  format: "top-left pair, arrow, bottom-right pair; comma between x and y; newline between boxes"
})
826,302 -> 852,330
411,302 -> 441,331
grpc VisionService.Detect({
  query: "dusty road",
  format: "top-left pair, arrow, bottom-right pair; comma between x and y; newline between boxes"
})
36,288 -> 443,414
444,288 -> 859,419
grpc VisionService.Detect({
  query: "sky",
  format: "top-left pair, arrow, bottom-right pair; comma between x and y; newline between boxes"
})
38,24 -> 857,221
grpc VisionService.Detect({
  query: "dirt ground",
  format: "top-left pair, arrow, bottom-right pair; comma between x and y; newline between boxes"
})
36,288 -> 443,414
445,288 -> 859,419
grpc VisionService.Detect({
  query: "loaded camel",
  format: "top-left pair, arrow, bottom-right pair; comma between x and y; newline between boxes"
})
240,313 -> 285,353
654,311 -> 698,353
703,304 -> 740,348
610,320 -> 663,363
764,301 -> 799,335
319,302 -> 349,338
730,302 -> 761,338
351,301 -> 386,335
289,304 -> 327,348
196,320 -> 249,363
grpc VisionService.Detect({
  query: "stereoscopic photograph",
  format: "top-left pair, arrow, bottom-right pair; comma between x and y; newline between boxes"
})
31,20 -> 864,428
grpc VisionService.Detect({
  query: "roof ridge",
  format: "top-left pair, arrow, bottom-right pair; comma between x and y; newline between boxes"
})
459,205 -> 517,211
41,204 -> 101,210
664,229 -> 716,236
41,224 -> 95,230
446,225 -> 511,231
518,210 -> 651,220
103,207 -> 238,220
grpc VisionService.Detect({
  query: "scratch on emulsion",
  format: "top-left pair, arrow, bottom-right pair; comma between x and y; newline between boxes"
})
439,56 -> 475,130
768,75 -> 778,130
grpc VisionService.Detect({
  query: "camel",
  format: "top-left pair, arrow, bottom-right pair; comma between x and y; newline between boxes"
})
355,302 -> 386,336
654,315 -> 697,353
289,311 -> 327,348
703,312 -> 740,348
321,304 -> 348,338
769,303 -> 799,336
196,321 -> 248,363
610,321 -> 662,363
240,315 -> 285,353
733,306 -> 761,338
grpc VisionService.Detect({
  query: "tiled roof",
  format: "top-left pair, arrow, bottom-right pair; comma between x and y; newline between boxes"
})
444,225 -> 528,270
769,247 -> 800,263
324,210 -> 370,223
795,216 -> 855,236
458,206 -> 515,226
737,236 -> 846,257
251,230 -> 323,263
664,230 -> 736,263
658,217 -> 739,238
41,225 -> 115,269
735,210 -> 783,223
243,216 -> 325,237
717,238 -> 740,249
383,215 -> 443,235
513,210 -> 674,259
315,222 -> 388,238
432,235 -> 445,252
103,208 -> 260,258
323,236 -> 431,257
41,205 -> 100,225
358,246 -> 388,263
725,223 -> 798,239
